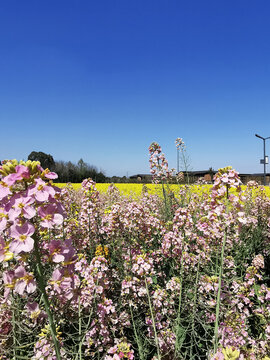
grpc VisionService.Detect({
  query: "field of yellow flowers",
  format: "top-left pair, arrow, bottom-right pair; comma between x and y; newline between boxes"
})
55,182 -> 270,199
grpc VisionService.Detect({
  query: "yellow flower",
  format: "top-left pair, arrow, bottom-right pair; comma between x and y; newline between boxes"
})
4,250 -> 14,261
222,347 -> 240,360
95,244 -> 109,258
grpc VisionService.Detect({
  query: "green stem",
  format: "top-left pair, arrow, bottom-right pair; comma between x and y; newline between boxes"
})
145,278 -> 161,360
33,236 -> 61,360
190,255 -> 201,359
174,254 -> 184,356
78,296 -> 82,360
75,290 -> 95,360
162,181 -> 167,207
11,293 -> 17,360
214,228 -> 227,353
129,304 -> 145,360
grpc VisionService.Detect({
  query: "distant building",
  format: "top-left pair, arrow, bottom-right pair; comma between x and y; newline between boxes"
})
129,174 -> 153,182
241,173 -> 270,185
130,171 -> 270,185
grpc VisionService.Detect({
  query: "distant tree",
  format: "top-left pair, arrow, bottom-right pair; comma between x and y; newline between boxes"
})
96,172 -> 107,183
53,159 -> 106,183
209,167 -> 215,182
77,158 -> 89,181
67,161 -> 78,183
27,153 -> 106,183
28,151 -> 55,170
53,161 -> 68,182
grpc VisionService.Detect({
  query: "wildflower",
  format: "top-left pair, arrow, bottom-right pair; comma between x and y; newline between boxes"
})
0,181 -> 11,200
28,178 -> 55,202
42,168 -> 58,180
95,244 -> 109,258
0,207 -> 8,231
175,137 -> 185,150
106,340 -> 134,359
149,142 -> 172,183
9,220 -> 35,254
0,237 -> 14,262
48,240 -> 65,263
38,204 -> 63,229
4,165 -> 30,186
3,266 -> 36,296
221,347 -> 240,359
25,301 -> 43,320
7,193 -> 36,221
13,265 -> 36,295
252,254 -> 264,269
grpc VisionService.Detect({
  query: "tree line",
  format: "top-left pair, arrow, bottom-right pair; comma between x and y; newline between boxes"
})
28,151 -> 106,183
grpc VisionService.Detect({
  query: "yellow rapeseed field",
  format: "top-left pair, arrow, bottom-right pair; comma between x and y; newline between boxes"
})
54,182 -> 270,200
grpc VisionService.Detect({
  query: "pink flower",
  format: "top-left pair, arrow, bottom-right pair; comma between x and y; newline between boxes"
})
7,193 -> 36,221
28,178 -> 55,202
38,204 -> 63,228
4,165 -> 30,186
9,220 -> 35,254
0,181 -> 11,200
44,171 -> 58,179
50,268 -> 75,300
0,236 -> 14,262
48,239 -> 76,263
3,270 -> 16,298
3,266 -> 36,297
0,207 -> 8,231
48,240 -> 65,263
25,301 -> 47,321
108,346 -> 118,354
14,265 -> 36,295
0,236 -> 6,262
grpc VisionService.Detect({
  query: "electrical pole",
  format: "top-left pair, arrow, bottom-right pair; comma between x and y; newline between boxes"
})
255,133 -> 270,186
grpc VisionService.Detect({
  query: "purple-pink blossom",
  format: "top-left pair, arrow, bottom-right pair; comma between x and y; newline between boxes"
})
9,220 -> 35,254
38,204 -> 63,228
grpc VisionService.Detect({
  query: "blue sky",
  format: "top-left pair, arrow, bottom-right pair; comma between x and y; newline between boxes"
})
1,1 -> 270,177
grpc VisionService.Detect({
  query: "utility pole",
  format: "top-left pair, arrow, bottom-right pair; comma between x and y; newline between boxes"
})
255,133 -> 270,186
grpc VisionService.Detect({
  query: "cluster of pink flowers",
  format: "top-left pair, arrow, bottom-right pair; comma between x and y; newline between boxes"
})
1,156 -> 270,359
105,339 -> 134,360
149,142 -> 172,183
175,137 -> 185,151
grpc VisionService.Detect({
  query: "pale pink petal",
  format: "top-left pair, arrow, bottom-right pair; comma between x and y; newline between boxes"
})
14,280 -> 26,295
26,281 -> 36,294
53,213 -> 63,225
0,183 -> 11,200
23,206 -> 36,219
53,253 -> 65,263
45,172 -> 58,179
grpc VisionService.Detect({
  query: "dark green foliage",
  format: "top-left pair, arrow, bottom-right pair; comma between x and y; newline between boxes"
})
53,159 -> 106,183
28,151 -> 55,170
27,152 -> 106,183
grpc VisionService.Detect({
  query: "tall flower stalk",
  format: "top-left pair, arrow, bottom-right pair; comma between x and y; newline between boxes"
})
148,142 -> 173,219
211,167 -> 242,353
0,159 -> 64,359
145,278 -> 161,360
175,137 -> 191,185
33,235 -> 61,359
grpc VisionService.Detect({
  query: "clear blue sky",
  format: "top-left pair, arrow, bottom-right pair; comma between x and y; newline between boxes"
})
1,1 -> 270,177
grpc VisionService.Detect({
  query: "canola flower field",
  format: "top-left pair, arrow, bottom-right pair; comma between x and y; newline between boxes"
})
55,182 -> 270,199
55,182 -> 213,197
